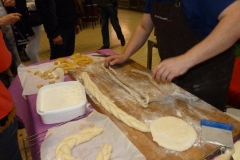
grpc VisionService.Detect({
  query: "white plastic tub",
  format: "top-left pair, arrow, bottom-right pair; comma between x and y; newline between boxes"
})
36,81 -> 87,124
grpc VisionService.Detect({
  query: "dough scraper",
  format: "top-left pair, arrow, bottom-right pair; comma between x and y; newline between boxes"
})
201,119 -> 234,148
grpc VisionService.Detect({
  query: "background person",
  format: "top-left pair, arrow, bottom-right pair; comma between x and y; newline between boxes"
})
0,0 -> 22,76
25,0 -> 43,64
5,0 -> 35,63
0,15 -> 22,160
35,0 -> 80,60
98,0 -> 125,49
104,0 -> 240,111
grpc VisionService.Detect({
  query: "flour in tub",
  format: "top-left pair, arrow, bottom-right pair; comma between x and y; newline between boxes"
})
40,83 -> 85,111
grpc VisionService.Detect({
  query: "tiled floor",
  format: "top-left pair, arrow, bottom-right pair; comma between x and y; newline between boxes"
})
18,9 -> 160,159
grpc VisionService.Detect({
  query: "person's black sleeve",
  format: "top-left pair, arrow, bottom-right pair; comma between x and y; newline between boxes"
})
36,0 -> 59,39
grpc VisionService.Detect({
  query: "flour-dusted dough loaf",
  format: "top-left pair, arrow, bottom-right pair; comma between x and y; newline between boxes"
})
55,126 -> 103,160
150,116 -> 197,152
95,144 -> 112,160
80,72 -> 150,132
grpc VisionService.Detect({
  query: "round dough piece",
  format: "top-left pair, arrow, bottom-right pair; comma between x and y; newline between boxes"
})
150,116 -> 197,152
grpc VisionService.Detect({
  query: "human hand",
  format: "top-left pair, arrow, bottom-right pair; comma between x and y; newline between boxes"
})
0,13 -> 21,26
104,54 -> 128,68
75,25 -> 80,34
3,0 -> 16,7
53,35 -> 63,45
152,56 -> 190,82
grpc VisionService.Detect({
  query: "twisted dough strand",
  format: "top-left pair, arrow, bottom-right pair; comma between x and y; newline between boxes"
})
55,126 -> 103,160
131,69 -> 174,95
95,144 -> 112,160
80,72 -> 150,132
101,65 -> 149,108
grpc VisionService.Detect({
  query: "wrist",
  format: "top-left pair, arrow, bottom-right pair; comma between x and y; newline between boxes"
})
179,53 -> 195,70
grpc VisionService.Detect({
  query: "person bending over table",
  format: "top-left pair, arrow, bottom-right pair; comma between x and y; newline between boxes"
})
0,12 -> 23,160
104,0 -> 240,112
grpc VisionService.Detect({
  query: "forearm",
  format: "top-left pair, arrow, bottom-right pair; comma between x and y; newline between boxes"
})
182,1 -> 240,69
122,14 -> 154,58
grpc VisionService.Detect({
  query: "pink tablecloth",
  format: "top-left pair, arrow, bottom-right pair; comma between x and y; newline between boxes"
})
8,49 -> 117,159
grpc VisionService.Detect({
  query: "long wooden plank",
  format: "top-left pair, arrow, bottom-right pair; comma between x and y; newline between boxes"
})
69,59 -> 240,160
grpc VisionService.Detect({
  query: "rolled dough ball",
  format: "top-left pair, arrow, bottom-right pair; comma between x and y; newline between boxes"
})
150,116 -> 197,152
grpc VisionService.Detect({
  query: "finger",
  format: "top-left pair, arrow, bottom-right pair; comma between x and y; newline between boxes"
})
153,69 -> 161,82
13,13 -> 21,17
109,58 -> 118,66
161,70 -> 170,82
152,63 -> 162,78
152,64 -> 164,81
53,40 -> 58,45
104,58 -> 110,68
14,16 -> 21,21
105,56 -> 116,65
166,73 -> 175,82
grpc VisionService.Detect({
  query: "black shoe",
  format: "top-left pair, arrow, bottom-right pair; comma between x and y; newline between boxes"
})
99,46 -> 109,50
120,38 -> 125,46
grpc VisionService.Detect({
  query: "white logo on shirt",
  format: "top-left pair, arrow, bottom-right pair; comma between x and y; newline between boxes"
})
155,15 -> 172,22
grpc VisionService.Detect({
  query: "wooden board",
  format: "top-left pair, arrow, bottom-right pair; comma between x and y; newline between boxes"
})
69,59 -> 240,160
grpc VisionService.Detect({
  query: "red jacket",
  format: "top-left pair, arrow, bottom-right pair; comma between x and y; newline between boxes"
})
0,30 -> 13,119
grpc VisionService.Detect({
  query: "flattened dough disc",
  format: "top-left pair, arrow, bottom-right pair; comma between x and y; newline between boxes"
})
150,116 -> 197,152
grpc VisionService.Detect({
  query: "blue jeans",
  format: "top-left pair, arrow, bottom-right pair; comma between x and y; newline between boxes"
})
0,117 -> 22,160
100,6 -> 124,47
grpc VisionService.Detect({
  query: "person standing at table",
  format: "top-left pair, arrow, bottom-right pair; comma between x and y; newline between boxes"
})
0,14 -> 23,160
104,0 -> 240,112
0,0 -> 22,76
24,0 -> 43,64
35,0 -> 80,60
98,0 -> 125,49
